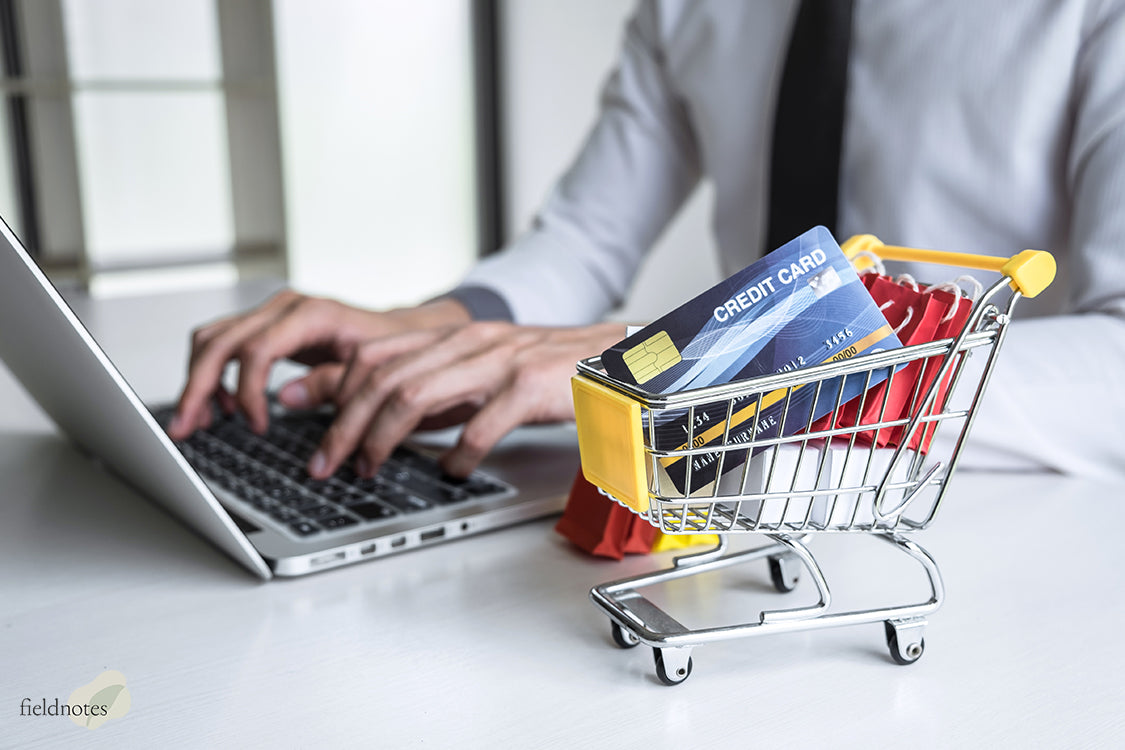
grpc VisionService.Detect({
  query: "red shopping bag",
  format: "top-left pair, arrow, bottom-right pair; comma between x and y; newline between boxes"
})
555,472 -> 655,559
822,274 -> 952,447
622,512 -> 660,555
893,287 -> 973,452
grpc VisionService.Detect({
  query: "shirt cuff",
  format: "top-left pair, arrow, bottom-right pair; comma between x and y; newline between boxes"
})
439,285 -> 514,322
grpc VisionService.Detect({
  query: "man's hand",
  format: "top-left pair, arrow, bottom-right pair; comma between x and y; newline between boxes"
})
168,290 -> 470,439
279,321 -> 626,478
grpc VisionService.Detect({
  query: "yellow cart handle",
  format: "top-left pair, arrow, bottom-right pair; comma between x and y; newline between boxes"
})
842,234 -> 1056,299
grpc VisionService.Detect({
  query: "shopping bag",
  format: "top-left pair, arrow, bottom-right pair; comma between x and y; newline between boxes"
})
555,472 -> 634,559
622,513 -> 660,555
815,274 -> 951,447
893,287 -> 973,452
808,274 -> 910,437
555,472 -> 713,557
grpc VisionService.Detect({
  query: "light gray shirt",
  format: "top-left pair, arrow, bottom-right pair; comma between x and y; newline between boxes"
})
458,0 -> 1125,478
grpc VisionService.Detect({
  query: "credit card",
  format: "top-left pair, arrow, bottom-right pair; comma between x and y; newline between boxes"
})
600,226 -> 902,494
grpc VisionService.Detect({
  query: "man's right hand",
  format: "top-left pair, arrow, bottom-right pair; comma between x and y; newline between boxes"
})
167,290 -> 471,440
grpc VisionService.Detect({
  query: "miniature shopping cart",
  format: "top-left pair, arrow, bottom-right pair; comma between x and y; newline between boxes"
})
571,236 -> 1055,685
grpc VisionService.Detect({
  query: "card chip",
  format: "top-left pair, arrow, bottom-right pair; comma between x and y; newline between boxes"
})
623,331 -> 682,384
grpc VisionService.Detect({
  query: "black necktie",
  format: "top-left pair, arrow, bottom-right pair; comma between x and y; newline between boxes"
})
765,0 -> 856,252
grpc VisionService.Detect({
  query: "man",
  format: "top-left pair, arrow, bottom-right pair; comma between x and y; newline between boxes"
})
170,0 -> 1125,480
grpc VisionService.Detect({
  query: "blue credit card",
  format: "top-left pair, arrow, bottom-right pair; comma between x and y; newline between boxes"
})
600,227 -> 902,494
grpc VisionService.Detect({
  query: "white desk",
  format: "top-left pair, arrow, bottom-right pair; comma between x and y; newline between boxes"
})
3,285 -> 1124,748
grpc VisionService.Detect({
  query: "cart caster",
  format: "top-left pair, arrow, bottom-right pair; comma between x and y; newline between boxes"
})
653,648 -> 693,686
610,621 -> 640,649
768,553 -> 800,593
884,619 -> 926,665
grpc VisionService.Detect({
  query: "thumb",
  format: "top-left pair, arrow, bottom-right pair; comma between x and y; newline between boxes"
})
277,363 -> 346,409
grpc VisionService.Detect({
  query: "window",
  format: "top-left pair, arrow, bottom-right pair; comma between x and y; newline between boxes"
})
65,0 -> 235,270
0,0 -> 284,288
273,0 -> 480,307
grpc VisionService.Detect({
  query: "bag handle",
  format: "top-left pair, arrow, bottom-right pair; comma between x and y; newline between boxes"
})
843,234 -> 1056,299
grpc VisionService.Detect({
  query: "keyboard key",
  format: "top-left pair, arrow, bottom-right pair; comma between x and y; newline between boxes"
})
278,464 -> 305,480
354,476 -> 388,493
464,479 -> 505,496
266,485 -> 303,501
392,448 -> 439,471
301,478 -> 334,494
435,486 -> 470,504
387,469 -> 441,497
282,493 -> 325,512
319,485 -> 356,502
249,494 -> 278,512
336,490 -> 373,506
320,514 -> 359,530
304,503 -> 341,520
216,474 -> 240,491
268,507 -> 302,523
347,501 -> 396,521
334,465 -> 359,483
378,490 -> 432,513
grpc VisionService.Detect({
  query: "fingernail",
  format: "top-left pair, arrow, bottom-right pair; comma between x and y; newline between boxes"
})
309,451 -> 327,477
168,413 -> 185,435
279,381 -> 309,408
356,456 -> 372,477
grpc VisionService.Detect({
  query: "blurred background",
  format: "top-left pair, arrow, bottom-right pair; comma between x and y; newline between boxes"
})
0,0 -> 717,321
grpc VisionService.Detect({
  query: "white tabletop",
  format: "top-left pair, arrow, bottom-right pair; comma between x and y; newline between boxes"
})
3,284 -> 1124,748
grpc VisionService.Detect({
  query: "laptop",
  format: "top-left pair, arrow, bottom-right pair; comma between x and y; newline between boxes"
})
0,218 -> 576,579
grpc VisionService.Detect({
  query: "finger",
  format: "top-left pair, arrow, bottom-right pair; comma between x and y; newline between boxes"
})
187,316 -> 237,369
217,385 -> 238,415
200,402 -> 215,430
355,345 -> 519,475
441,382 -> 530,477
312,343 -> 512,479
334,327 -> 452,405
232,295 -> 351,433
442,341 -> 590,476
169,322 -> 235,438
337,322 -> 519,409
174,291 -> 301,436
415,403 -> 480,431
277,363 -> 347,409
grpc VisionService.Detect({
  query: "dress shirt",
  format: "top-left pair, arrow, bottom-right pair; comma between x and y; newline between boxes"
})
456,0 -> 1125,478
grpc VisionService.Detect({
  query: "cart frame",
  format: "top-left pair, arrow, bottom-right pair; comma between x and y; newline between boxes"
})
571,237 -> 1054,684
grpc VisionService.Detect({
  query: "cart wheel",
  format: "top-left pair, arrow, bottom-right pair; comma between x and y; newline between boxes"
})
884,620 -> 925,665
768,553 -> 800,593
653,649 -> 693,686
610,621 -> 640,649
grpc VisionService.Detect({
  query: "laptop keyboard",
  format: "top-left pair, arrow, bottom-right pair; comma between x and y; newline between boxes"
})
159,408 -> 513,539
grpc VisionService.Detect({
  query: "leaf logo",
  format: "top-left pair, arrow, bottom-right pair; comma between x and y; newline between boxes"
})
68,670 -> 131,730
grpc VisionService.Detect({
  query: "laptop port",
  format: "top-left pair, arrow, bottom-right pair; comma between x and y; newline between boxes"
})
390,536 -> 407,548
420,528 -> 445,542
311,551 -> 346,567
359,543 -> 377,556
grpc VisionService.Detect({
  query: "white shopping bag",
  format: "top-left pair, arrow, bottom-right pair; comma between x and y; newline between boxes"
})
722,443 -> 833,529
822,443 -> 914,528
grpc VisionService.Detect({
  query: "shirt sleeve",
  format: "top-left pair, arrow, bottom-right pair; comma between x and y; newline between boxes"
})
934,1 -> 1125,480
455,0 -> 702,325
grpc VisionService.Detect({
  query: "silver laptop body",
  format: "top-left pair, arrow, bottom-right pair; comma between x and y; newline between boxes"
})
0,218 -> 572,579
